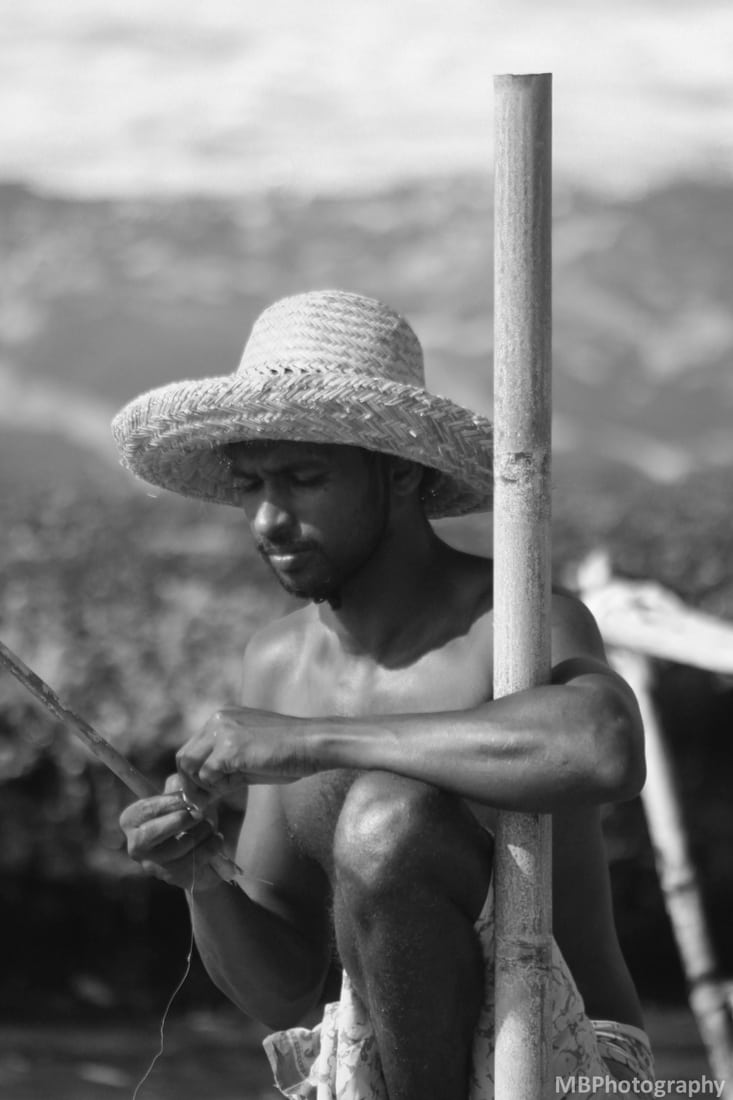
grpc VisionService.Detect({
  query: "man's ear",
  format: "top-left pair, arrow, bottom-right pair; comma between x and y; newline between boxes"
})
388,457 -> 424,498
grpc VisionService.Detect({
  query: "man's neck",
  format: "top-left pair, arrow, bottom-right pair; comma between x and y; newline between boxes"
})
315,520 -> 454,660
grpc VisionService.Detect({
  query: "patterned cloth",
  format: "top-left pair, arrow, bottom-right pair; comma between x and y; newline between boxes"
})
263,883 -> 655,1099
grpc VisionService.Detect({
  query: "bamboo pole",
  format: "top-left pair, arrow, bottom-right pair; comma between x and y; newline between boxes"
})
611,648 -> 733,1097
493,73 -> 553,1100
0,638 -> 242,885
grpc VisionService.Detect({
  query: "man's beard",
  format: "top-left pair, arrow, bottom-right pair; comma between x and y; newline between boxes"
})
257,542 -> 342,603
257,526 -> 385,608
275,568 -> 342,606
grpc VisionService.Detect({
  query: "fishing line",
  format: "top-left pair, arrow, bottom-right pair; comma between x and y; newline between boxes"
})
130,851 -> 198,1100
128,837 -> 274,1099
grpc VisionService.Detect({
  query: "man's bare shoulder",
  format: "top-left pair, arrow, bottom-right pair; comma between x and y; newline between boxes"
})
240,605 -> 316,707
452,560 -> 611,677
439,551 -> 620,655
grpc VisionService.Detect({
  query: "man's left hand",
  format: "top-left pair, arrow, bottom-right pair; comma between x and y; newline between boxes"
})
176,706 -> 309,806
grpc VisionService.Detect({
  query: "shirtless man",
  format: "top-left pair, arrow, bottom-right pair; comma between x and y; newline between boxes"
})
114,291 -> 652,1099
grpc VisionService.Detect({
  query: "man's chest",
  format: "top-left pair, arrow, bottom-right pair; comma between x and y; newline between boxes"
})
277,638 -> 493,872
277,630 -> 493,719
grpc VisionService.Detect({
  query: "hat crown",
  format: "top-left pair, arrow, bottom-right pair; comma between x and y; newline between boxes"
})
238,290 -> 425,386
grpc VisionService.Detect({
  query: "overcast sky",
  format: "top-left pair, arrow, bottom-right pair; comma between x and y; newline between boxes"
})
2,0 -> 732,198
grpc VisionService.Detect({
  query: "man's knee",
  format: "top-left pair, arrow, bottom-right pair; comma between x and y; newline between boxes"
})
333,771 -> 491,914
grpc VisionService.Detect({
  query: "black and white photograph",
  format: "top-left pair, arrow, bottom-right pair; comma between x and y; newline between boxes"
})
1,3 -> 732,1098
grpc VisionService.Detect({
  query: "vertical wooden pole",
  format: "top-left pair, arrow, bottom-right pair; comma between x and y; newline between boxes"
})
493,73 -> 553,1100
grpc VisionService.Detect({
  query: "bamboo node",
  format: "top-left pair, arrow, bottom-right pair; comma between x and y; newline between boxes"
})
494,450 -> 549,485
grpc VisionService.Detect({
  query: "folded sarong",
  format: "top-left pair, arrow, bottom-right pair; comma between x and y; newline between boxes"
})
263,882 -> 654,1099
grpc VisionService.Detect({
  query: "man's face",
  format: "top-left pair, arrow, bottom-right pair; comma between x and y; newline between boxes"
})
227,441 -> 389,601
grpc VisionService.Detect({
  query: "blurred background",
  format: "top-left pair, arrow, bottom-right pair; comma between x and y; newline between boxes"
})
1,1 -> 732,1096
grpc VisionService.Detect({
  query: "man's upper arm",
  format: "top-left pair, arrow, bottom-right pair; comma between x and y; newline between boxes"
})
234,785 -> 328,938
550,590 -> 607,666
233,620 -> 330,939
550,591 -> 644,781
549,590 -> 642,708
548,592 -> 646,801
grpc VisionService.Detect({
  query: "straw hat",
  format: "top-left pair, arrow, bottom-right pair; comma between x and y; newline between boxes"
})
111,290 -> 493,518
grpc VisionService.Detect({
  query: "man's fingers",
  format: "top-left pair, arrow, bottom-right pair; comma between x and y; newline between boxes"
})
197,757 -> 239,790
134,819 -> 218,866
177,748 -> 243,803
176,712 -> 252,798
119,784 -> 227,892
175,732 -> 215,786
176,743 -> 219,808
177,771 -> 212,809
123,802 -> 212,862
140,834 -> 224,891
120,793 -> 191,830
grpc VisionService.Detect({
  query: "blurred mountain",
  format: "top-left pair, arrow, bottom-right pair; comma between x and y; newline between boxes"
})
1,176 -> 731,501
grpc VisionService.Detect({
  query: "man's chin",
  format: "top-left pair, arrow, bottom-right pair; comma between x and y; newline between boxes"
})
271,571 -> 339,603
261,551 -> 347,605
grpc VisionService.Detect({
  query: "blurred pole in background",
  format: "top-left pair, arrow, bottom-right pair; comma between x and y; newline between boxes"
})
493,73 -> 553,1100
612,649 -> 733,1098
576,557 -> 733,1094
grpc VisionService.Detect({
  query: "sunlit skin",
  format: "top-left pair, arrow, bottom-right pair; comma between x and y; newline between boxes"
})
120,440 -> 646,1100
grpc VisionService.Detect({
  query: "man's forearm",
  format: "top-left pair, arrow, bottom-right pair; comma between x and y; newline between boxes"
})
188,879 -> 329,1029
308,675 -> 645,811
177,660 -> 645,811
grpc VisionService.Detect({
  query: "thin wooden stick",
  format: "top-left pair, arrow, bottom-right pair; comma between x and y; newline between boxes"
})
493,73 -> 553,1100
0,638 -> 158,797
0,638 -> 242,885
611,649 -> 733,1097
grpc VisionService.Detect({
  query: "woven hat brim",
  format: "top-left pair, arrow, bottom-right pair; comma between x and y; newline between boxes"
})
112,372 -> 493,519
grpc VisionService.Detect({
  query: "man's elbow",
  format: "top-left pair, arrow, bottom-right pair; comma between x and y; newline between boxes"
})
215,971 -> 325,1031
199,943 -> 328,1030
242,990 -> 323,1032
590,688 -> 646,803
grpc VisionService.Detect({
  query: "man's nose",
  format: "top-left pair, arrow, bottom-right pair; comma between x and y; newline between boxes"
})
251,497 -> 294,541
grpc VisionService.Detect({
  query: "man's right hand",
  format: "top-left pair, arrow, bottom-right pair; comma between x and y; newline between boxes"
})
119,779 -> 224,892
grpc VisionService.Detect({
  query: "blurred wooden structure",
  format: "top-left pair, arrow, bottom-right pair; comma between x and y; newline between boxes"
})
577,550 -> 733,1097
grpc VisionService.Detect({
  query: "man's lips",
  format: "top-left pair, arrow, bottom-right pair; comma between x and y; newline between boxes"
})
259,542 -> 313,555
260,545 -> 315,567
